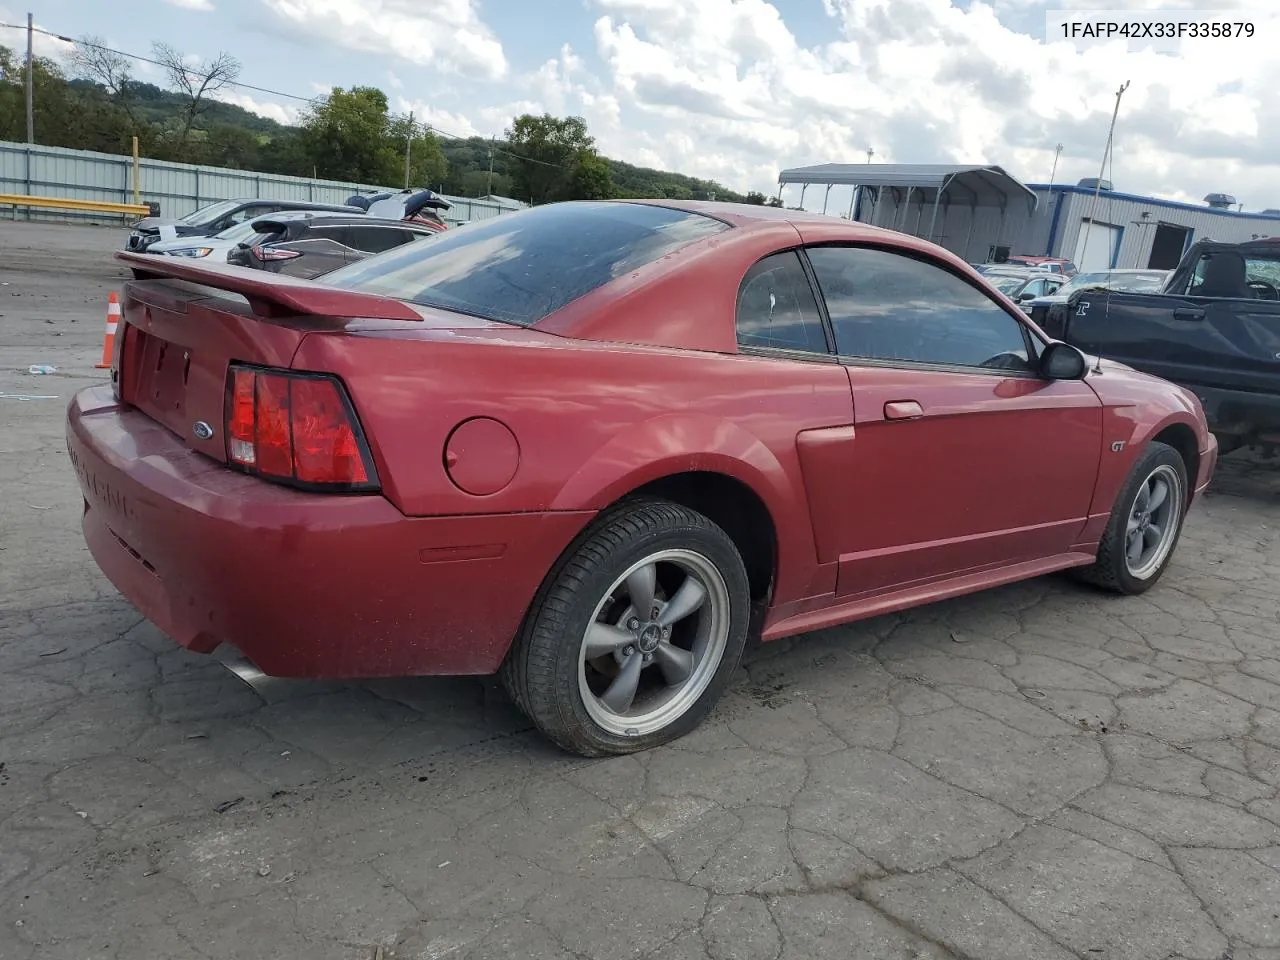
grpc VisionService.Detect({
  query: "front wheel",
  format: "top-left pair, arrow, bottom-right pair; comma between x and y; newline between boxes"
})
502,500 -> 751,757
1076,441 -> 1188,594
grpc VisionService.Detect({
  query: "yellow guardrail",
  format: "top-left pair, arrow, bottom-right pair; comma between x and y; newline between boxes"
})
0,193 -> 152,217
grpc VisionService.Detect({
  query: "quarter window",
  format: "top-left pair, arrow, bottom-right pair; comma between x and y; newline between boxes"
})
807,246 -> 1035,372
735,252 -> 829,354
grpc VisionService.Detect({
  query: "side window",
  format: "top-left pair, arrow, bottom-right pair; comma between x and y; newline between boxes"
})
225,205 -> 258,225
1245,256 -> 1280,300
346,225 -> 413,254
1187,252 -> 1280,299
1021,279 -> 1046,299
807,246 -> 1035,372
306,225 -> 354,248
735,251 -> 829,355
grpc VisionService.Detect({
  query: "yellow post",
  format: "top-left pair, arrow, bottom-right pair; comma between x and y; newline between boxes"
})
132,136 -> 140,205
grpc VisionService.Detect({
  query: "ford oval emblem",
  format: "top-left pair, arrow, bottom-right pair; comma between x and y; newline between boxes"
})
192,421 -> 215,440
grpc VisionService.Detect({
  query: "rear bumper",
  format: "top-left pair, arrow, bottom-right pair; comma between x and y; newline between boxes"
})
67,385 -> 594,679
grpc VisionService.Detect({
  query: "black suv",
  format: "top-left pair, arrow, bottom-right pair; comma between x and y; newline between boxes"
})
226,213 -> 441,279
125,198 -> 363,254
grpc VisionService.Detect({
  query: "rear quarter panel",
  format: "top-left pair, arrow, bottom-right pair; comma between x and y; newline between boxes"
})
291,329 -> 856,609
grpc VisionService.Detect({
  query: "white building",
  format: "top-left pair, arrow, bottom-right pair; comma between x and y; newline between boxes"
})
776,163 -> 1280,271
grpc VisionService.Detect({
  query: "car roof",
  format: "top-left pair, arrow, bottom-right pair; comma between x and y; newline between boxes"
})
984,267 -> 1044,277
617,199 -> 970,255
1076,269 -> 1166,276
630,199 -> 887,229
258,212 -> 416,226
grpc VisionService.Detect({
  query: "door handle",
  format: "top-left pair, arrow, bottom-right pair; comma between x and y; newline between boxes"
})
1173,307 -> 1205,321
884,400 -> 924,420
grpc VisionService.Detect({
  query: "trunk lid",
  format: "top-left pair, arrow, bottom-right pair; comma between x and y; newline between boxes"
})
111,252 -> 428,465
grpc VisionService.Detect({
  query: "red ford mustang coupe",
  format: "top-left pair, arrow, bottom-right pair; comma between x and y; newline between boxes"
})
67,200 -> 1217,756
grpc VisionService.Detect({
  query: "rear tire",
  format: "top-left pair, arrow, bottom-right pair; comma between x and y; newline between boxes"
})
502,499 -> 751,757
1075,441 -> 1188,595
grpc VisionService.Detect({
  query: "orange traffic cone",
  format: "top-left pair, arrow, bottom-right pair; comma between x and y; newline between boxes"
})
95,292 -> 121,370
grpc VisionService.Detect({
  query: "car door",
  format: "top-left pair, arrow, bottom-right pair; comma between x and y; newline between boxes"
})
804,244 -> 1104,597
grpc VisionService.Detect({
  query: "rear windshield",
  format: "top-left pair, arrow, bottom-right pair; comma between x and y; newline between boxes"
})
318,201 -> 730,326
214,219 -> 267,242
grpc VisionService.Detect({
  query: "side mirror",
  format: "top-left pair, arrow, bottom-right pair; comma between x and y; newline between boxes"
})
1040,341 -> 1089,380
1017,291 -> 1035,301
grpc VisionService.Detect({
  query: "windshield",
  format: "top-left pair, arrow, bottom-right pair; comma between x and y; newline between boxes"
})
213,219 -> 265,242
319,201 -> 730,327
179,199 -> 240,225
1057,271 -> 1167,297
1055,272 -> 1109,296
989,275 -> 1029,294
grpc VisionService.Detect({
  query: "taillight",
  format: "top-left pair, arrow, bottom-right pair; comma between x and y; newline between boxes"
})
224,365 -> 378,491
250,245 -> 302,262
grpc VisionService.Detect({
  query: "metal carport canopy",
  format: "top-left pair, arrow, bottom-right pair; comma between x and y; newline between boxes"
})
775,163 -> 1038,215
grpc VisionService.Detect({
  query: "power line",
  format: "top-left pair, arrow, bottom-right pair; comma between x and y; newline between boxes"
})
1,22 -> 311,102
0,20 -> 571,170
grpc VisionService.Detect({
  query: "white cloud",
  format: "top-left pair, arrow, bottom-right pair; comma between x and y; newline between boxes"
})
0,9 -> 76,62
262,0 -> 507,81
393,98 -> 482,139
213,90 -> 303,125
482,0 -> 1280,211
162,0 -> 215,11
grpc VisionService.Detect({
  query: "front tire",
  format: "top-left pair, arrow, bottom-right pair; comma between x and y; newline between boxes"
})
1076,441 -> 1188,594
503,500 -> 751,757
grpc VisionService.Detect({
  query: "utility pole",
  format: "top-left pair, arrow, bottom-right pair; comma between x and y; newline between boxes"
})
25,12 -> 35,143
1077,80 -> 1129,271
403,110 -> 414,189
1048,143 -> 1063,188
486,136 -> 494,197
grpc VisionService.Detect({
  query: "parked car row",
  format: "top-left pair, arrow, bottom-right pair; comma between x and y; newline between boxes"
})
972,256 -> 1078,278
125,189 -> 453,280
73,197 -> 1219,758
981,267 -> 1068,314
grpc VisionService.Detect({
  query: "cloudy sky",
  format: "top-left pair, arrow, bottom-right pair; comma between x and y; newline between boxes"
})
4,0 -> 1279,211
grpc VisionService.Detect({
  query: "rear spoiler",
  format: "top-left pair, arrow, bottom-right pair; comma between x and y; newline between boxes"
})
116,251 -> 423,322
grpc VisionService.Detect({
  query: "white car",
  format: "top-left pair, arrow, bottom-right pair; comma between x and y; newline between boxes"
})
145,218 -> 267,261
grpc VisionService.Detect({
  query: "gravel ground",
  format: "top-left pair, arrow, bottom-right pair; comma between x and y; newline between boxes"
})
2,221 -> 1279,960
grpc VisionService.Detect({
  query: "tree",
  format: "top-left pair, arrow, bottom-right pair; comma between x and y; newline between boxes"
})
570,152 -> 614,201
0,47 -> 123,151
151,42 -> 241,158
504,113 -> 614,204
387,114 -> 448,188
745,191 -> 767,205
201,124 -> 261,169
69,35 -> 139,129
298,86 -> 399,183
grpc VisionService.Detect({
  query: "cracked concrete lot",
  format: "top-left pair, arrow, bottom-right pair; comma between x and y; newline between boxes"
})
2,221 -> 1280,960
